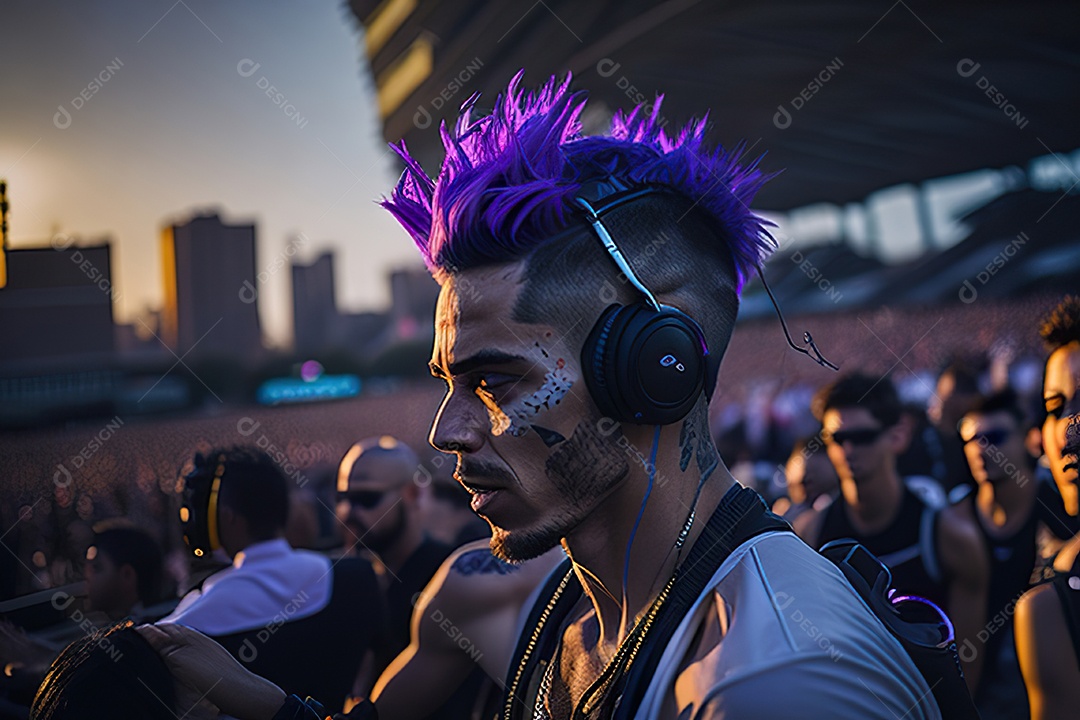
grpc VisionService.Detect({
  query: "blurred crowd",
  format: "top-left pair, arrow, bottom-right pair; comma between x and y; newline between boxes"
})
0,294 -> 1078,720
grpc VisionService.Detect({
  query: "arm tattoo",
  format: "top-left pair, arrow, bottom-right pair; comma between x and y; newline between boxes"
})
452,549 -> 520,576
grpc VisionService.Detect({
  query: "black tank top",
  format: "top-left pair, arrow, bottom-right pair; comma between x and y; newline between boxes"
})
964,490 -> 1040,719
969,494 -> 1038,625
818,484 -> 946,608
1052,550 -> 1080,669
212,558 -> 382,714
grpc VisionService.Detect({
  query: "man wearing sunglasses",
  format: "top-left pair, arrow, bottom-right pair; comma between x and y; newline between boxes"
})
336,437 -> 453,677
806,372 -> 989,690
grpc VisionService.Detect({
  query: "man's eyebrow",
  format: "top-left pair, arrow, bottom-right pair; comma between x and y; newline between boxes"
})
445,350 -> 528,376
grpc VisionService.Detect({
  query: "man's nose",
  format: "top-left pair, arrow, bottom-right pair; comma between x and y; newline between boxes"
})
430,389 -> 486,454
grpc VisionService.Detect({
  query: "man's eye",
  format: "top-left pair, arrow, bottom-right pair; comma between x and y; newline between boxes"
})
475,374 -> 514,392
1046,394 -> 1065,418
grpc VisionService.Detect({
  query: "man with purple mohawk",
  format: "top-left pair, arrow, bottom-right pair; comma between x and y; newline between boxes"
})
382,72 -> 941,719
134,73 -> 947,720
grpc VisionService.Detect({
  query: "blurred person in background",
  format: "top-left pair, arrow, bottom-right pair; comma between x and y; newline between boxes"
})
84,522 -> 167,622
415,452 -> 490,547
0,523 -> 168,714
1015,295 -> 1080,719
770,433 -> 839,538
163,447 -> 380,714
805,371 -> 988,690
928,357 -> 983,492
956,388 -> 1074,719
335,438 -> 451,683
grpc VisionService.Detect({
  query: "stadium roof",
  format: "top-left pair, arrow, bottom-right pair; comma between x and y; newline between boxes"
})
351,0 -> 1080,210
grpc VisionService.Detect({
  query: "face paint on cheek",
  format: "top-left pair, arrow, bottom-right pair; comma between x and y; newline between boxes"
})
492,365 -> 576,439
518,367 -> 574,416
485,404 -> 513,436
530,425 -> 566,447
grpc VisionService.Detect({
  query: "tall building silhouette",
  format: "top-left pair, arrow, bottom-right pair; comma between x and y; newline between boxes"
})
389,266 -> 439,340
0,243 -> 116,367
161,213 -> 262,361
292,252 -> 337,354
290,253 -> 437,358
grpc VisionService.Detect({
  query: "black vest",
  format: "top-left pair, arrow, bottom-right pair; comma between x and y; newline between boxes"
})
501,486 -> 790,720
213,558 -> 381,714
501,486 -> 978,720
819,484 -> 946,608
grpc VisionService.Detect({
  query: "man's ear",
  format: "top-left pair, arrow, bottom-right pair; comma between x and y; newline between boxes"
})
1025,426 -> 1043,459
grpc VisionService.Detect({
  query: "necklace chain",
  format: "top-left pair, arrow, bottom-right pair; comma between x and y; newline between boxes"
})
533,505 -> 698,719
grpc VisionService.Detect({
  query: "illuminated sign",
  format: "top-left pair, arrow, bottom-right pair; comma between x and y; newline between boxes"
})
256,375 -> 360,405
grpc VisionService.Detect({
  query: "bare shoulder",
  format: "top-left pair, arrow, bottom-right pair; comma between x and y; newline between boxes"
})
1014,581 -> 1080,704
421,542 -> 563,620
1015,583 -> 1063,636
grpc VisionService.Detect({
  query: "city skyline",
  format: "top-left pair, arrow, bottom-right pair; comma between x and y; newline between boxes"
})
5,1 -> 1076,353
0,0 -> 423,349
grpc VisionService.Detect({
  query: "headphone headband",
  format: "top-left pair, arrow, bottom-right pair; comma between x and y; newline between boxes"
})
575,181 -> 711,424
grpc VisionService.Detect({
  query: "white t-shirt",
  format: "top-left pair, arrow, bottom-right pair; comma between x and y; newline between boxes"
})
636,531 -> 942,720
160,538 -> 332,635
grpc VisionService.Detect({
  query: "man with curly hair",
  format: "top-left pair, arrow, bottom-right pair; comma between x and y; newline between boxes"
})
1015,295 -> 1080,720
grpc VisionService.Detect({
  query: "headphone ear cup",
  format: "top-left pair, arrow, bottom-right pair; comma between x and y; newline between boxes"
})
620,308 -> 706,424
581,304 -> 631,421
582,304 -> 707,425
180,474 -> 212,557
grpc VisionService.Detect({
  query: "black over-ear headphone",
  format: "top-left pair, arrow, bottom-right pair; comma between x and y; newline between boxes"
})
179,453 -> 225,558
576,181 -> 712,425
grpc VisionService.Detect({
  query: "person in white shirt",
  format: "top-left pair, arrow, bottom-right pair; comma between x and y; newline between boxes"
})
162,447 -> 381,714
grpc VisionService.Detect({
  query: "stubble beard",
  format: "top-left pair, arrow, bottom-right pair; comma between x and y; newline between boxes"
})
490,414 -> 630,562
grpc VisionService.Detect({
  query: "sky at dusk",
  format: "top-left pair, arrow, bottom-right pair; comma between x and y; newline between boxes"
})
0,0 -> 420,348
5,1 -> 1071,350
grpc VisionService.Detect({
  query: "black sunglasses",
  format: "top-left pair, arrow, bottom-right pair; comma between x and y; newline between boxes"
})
964,428 -> 1012,447
823,427 -> 886,446
340,489 -> 391,509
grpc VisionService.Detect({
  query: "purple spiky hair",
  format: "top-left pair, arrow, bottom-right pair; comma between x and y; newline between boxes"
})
381,71 -> 777,292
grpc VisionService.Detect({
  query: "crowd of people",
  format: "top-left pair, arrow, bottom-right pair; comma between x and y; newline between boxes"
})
1,73 -> 1078,719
